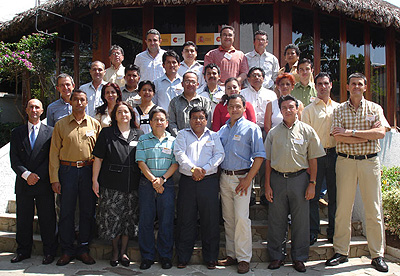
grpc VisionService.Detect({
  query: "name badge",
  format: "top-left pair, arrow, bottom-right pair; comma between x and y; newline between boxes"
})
233,135 -> 241,141
86,130 -> 95,137
366,114 -> 375,122
141,114 -> 149,120
310,96 -> 316,102
224,52 -> 232,60
206,140 -> 215,146
293,138 -> 304,145
162,147 -> 172,155
129,141 -> 138,147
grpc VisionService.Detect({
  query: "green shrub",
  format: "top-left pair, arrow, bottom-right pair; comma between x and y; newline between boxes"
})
381,166 -> 400,239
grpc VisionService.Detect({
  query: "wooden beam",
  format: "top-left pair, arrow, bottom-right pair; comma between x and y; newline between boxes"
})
185,4 -> 196,43
142,3 -> 154,51
74,23 -> 80,86
273,2 -> 280,60
279,2 -> 292,63
386,26 -> 396,126
229,0 -> 241,49
364,23 -> 371,100
339,15 -> 347,102
313,9 -> 321,75
92,7 -> 112,64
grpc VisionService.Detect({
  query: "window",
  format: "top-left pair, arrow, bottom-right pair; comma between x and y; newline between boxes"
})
292,7 -> 314,60
370,26 -> 386,111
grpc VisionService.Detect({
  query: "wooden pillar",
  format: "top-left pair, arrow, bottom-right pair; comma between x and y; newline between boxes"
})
386,26 -> 396,126
313,9 -> 321,74
273,2 -> 280,60
74,23 -> 80,86
229,0 -> 240,49
339,15 -> 347,102
279,2 -> 292,63
92,7 -> 112,65
142,3 -> 154,51
364,23 -> 371,100
185,4 -> 196,43
55,27 -> 61,97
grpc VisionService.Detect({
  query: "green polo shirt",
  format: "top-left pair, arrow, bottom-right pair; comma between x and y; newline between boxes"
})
291,82 -> 317,106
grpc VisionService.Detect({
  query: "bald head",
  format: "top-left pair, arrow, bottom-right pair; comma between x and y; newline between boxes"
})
26,99 -> 43,124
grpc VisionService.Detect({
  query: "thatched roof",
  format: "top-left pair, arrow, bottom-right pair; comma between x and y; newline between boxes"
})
1,0 -> 400,40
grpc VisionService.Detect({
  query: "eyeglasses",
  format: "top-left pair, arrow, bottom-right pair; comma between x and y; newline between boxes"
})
190,116 -> 206,121
184,80 -> 197,85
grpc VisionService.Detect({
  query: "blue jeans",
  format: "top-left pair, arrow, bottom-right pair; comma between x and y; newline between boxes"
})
138,176 -> 175,261
310,150 -> 337,238
59,164 -> 96,256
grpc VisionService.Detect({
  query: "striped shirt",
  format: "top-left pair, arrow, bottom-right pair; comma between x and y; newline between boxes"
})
332,97 -> 389,155
135,131 -> 177,177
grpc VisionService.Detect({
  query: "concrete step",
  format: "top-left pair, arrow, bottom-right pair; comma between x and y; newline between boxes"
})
0,213 -> 40,234
0,230 -> 370,263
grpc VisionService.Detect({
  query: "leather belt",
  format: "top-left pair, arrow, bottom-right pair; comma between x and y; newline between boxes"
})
222,168 -> 250,176
60,159 -> 94,168
337,152 -> 377,160
324,147 -> 336,154
272,169 -> 307,179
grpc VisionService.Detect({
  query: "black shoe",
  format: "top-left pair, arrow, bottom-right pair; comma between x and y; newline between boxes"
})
310,234 -> 318,245
11,254 -> 30,263
177,261 -> 188,269
120,255 -> 130,267
110,259 -> 118,267
42,255 -> 54,265
325,253 -> 348,266
161,257 -> 172,269
371,257 -> 388,272
140,259 -> 154,270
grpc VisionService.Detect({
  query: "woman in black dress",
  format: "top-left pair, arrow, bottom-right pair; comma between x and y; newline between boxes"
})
92,101 -> 144,267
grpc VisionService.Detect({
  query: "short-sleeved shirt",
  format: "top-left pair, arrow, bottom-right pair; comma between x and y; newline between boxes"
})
134,49 -> 166,82
291,82 -> 317,106
302,97 -> 339,148
79,81 -> 107,117
331,97 -> 390,155
121,86 -> 141,107
245,50 -> 280,89
266,120 -> 325,173
153,74 -> 183,111
204,46 -> 249,83
92,125 -> 143,192
135,131 -> 177,177
197,85 -> 225,112
177,61 -> 205,87
49,114 -> 101,183
46,98 -> 72,127
218,117 -> 266,171
104,65 -> 126,87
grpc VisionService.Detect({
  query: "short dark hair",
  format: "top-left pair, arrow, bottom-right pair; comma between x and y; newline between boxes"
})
298,58 -> 313,68
220,25 -> 235,36
278,94 -> 299,109
125,64 -> 140,76
284,44 -> 300,56
247,67 -> 265,78
110,101 -> 139,129
183,41 -> 198,51
70,89 -> 87,100
224,77 -> 240,87
227,94 -> 246,107
348,72 -> 367,85
189,106 -> 208,120
203,63 -> 221,76
109,45 -> 124,56
162,50 -> 180,64
254,30 -> 268,40
183,71 -> 198,81
138,80 -> 155,93
315,72 -> 332,83
146,29 -> 161,40
149,107 -> 168,121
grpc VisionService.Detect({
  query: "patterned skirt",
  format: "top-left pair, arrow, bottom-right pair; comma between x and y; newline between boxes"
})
97,187 -> 139,240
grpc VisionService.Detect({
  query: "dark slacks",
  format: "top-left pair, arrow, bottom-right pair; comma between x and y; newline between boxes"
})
310,150 -> 337,238
16,193 -> 57,256
58,165 -> 96,256
176,174 -> 220,263
267,170 -> 310,262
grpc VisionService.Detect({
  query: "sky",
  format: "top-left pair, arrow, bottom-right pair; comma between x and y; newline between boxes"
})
0,0 -> 400,22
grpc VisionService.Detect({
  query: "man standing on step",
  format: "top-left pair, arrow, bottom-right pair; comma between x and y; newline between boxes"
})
265,95 -> 324,273
217,94 -> 265,274
301,72 -> 339,245
49,89 -> 101,266
326,73 -> 390,273
10,99 -> 57,265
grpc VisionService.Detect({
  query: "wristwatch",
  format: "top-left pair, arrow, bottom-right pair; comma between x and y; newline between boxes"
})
352,129 -> 357,136
161,175 -> 167,182
191,167 -> 195,173
309,181 -> 317,185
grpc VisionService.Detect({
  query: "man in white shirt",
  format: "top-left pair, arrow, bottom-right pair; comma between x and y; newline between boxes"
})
178,41 -> 205,87
104,45 -> 125,87
245,30 -> 279,89
79,61 -> 107,117
134,29 -> 166,81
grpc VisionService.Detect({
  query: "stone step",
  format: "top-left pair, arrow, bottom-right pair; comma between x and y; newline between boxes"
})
0,230 -> 369,263
0,213 -> 40,234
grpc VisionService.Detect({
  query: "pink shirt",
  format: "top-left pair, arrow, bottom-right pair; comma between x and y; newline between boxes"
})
204,46 -> 249,83
212,101 -> 256,131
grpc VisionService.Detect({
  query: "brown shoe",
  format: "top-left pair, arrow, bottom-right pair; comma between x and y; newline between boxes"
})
237,261 -> 250,274
293,260 -> 306,272
268,259 -> 284,269
56,254 -> 73,266
76,252 -> 96,265
217,256 -> 237,266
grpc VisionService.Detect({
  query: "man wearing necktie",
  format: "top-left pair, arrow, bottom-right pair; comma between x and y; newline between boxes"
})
9,99 -> 57,264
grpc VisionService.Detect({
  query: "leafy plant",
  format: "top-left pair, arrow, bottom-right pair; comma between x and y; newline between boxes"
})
381,166 -> 400,239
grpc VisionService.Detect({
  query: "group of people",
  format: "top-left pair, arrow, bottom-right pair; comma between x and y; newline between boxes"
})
9,25 -> 390,274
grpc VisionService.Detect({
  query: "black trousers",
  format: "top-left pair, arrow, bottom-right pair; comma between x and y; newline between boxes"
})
176,174 -> 220,263
16,193 -> 57,256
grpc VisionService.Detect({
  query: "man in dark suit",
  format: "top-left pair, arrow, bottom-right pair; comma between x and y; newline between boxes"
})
9,99 -> 57,264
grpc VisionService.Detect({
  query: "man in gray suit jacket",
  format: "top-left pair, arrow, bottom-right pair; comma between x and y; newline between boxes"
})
9,99 -> 57,264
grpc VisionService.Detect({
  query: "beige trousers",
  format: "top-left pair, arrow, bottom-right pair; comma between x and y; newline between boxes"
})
334,156 -> 384,258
